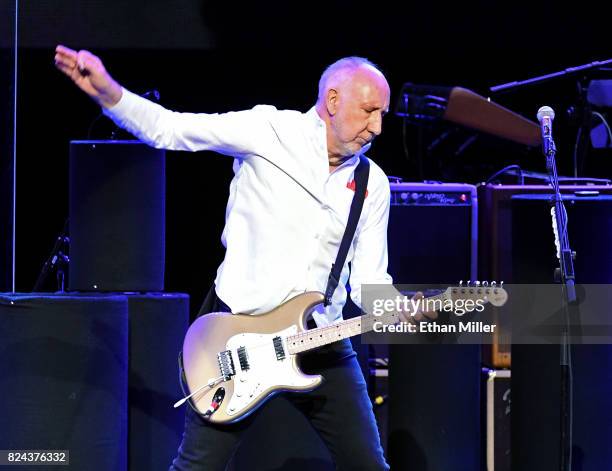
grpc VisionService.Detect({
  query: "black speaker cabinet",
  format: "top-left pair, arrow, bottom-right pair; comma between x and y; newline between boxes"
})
478,184 -> 612,283
510,194 -> 612,471
386,183 -> 481,471
478,184 -> 612,368
511,193 -> 612,283
0,293 -> 128,470
69,141 -> 165,292
511,344 -> 612,471
127,293 -> 189,471
388,344 -> 481,471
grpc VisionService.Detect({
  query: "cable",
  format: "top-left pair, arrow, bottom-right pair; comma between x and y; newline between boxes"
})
86,113 -> 105,140
573,126 -> 583,178
592,111 -> 612,144
484,164 -> 524,185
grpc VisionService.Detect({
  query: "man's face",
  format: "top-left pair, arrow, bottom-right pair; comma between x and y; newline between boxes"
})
327,68 -> 390,158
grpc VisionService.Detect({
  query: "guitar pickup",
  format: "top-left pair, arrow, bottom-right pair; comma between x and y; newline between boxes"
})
237,346 -> 250,371
217,350 -> 236,380
273,336 -> 286,361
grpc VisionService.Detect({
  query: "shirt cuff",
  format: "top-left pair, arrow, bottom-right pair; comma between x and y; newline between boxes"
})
102,87 -> 136,120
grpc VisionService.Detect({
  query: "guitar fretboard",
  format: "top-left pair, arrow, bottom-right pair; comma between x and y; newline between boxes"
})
286,291 -> 449,354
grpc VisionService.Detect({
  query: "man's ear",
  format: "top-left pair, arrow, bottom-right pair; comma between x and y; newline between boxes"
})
326,88 -> 339,116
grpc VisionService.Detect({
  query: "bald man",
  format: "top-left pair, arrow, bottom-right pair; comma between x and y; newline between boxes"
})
55,46 -> 393,470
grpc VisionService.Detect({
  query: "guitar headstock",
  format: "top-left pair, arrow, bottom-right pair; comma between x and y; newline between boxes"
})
446,281 -> 508,307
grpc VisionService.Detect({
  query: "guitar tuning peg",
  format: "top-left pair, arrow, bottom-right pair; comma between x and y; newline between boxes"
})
491,281 -> 497,287
475,281 -> 481,287
459,280 -> 463,286
467,280 -> 472,286
482,281 -> 489,287
500,281 -> 504,288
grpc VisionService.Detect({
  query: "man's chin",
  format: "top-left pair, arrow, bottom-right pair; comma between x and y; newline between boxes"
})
355,141 -> 372,155
350,142 -> 366,153
338,141 -> 371,158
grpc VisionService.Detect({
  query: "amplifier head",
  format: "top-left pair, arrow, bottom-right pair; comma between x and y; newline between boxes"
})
388,183 -> 477,285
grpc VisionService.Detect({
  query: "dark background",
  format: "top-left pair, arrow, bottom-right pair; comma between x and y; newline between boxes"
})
1,0 -> 611,315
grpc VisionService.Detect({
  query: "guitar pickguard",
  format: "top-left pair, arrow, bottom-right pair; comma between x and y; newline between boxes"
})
224,325 -> 315,417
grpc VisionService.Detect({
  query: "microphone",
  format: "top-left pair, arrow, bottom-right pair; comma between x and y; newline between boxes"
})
537,106 -> 555,156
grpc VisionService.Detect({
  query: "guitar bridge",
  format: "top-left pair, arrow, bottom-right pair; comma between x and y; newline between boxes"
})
217,350 -> 236,380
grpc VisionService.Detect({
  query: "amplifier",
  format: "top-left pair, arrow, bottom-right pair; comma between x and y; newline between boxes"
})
387,183 -> 481,471
388,183 -> 478,285
478,183 -> 612,367
483,369 -> 511,471
478,183 -> 612,282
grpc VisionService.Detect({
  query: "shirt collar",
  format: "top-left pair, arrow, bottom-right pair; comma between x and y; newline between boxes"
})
306,107 -> 370,166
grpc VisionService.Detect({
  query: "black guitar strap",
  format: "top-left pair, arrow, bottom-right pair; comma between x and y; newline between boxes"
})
324,155 -> 370,306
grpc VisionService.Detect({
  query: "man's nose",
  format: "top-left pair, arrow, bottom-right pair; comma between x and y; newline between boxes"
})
368,114 -> 382,136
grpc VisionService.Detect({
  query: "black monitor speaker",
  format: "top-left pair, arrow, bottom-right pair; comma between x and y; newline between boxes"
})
69,141 -> 165,292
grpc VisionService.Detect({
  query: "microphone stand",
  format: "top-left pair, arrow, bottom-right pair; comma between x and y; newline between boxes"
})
489,59 -> 612,94
542,130 -> 579,471
33,219 -> 70,293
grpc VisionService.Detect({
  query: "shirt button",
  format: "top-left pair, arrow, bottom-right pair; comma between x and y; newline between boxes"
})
314,233 -> 320,239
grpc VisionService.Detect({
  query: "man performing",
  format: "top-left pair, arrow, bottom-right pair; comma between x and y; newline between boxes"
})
55,45 -> 433,470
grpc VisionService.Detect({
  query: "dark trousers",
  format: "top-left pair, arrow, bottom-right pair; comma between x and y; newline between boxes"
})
170,289 -> 389,470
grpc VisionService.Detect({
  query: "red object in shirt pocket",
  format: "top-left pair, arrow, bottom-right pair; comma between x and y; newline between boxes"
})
346,179 -> 369,198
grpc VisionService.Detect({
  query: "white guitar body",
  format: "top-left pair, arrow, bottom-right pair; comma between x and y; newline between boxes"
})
181,292 -> 325,424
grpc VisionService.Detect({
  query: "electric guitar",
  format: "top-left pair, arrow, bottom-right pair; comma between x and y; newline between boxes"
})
175,283 -> 508,423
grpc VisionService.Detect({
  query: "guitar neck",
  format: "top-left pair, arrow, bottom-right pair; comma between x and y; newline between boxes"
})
286,292 -> 448,355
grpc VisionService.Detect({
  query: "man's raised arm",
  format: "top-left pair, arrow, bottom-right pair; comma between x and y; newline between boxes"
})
54,45 -> 279,156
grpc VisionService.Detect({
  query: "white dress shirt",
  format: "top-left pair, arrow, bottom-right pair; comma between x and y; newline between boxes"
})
104,88 -> 393,326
